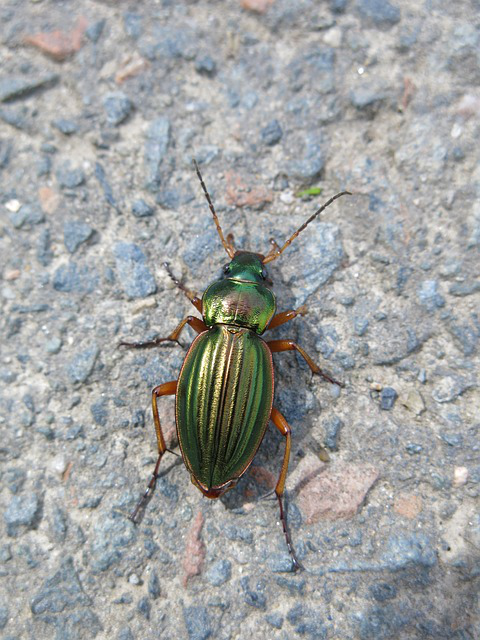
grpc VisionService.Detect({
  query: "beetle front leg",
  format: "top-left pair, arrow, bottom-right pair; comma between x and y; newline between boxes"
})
120,315 -> 207,349
266,306 -> 308,331
270,406 -> 302,572
267,339 -> 344,387
129,380 -> 178,524
163,262 -> 203,314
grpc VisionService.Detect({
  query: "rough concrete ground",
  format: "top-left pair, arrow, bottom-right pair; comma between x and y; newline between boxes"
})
0,1 -> 479,639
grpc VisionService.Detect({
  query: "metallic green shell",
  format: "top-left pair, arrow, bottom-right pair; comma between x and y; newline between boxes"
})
202,279 -> 276,335
176,324 -> 274,492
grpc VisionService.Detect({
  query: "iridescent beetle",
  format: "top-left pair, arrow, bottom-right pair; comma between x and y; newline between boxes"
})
122,161 -> 350,569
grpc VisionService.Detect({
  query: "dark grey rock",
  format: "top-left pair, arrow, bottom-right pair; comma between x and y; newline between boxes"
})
370,321 -> 431,365
265,612 -> 283,629
113,242 -> 156,298
4,467 -> 26,494
382,533 -> 437,570
50,505 -> 68,543
124,12 -> 142,39
0,602 -> 8,630
448,319 -> 478,356
90,399 -> 109,426
137,596 -> 150,620
52,119 -> 78,135
287,604 -> 327,639
0,73 -> 59,102
194,145 -> 220,166
90,513 -> 136,573
103,92 -> 133,126
261,119 -> 283,146
148,570 -> 161,599
240,576 -> 267,610
440,431 -> 463,447
86,19 -> 106,43
418,280 -> 445,311
56,164 -> 85,189
355,605 -> 409,640
117,628 -> 134,640
183,605 -> 213,640
449,281 -> 480,296
144,117 -> 171,191
432,374 -> 473,404
53,262 -> 99,293
4,494 -> 40,536
195,55 -> 217,77
369,582 -> 397,602
354,316 -> 369,336
31,557 -> 102,637
37,154 -> 51,177
287,48 -> 336,94
9,204 -> 45,229
355,0 -> 401,28
63,220 -> 94,253
206,559 -> 232,586
131,199 -> 154,218
324,416 -> 344,450
286,138 -> 326,182
156,185 -> 195,209
350,84 -> 387,115
0,138 -> 12,168
330,0 -> 348,13
380,387 -> 398,410
67,344 -> 99,384
0,105 -> 30,130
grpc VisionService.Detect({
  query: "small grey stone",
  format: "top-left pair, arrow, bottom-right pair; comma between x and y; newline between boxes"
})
156,185 -> 195,209
0,138 -> 12,168
183,605 -> 213,640
432,375 -> 472,404
37,228 -> 53,266
354,316 -> 369,336
148,570 -> 161,599
0,603 -> 8,630
324,416 -> 344,450
50,505 -> 68,543
4,468 -> 26,494
330,0 -> 348,13
9,204 -> 44,229
86,19 -> 106,43
380,387 -> 398,410
286,139 -> 326,182
36,154 -> 51,177
90,399 -> 109,426
53,262 -> 99,293
123,12 -> 142,39
195,55 -> 217,77
240,576 -> 267,610
103,91 -> 133,126
406,443 -> 422,454
449,281 -> 480,296
0,73 -> 59,102
418,280 -> 445,311
113,242 -> 156,298
206,559 -> 232,586
56,164 -> 85,188
137,596 -> 150,620
265,612 -> 284,629
440,431 -> 463,447
144,117 -> 171,191
355,0 -> 401,28
350,85 -> 387,116
382,533 -> 437,570
68,344 -> 99,384
369,583 -> 397,602
261,119 -> 283,146
63,220 -> 94,253
52,118 -> 78,135
4,494 -> 40,535
131,199 -> 154,218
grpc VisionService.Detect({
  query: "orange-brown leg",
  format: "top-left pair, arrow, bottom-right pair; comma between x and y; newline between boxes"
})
120,315 -> 207,349
270,406 -> 301,571
130,380 -> 177,523
266,306 -> 308,331
267,339 -> 344,386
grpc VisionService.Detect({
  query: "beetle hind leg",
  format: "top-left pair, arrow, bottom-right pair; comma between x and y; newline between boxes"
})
129,380 -> 177,524
270,406 -> 302,572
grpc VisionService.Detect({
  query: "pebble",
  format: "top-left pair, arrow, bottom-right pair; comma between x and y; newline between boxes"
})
401,389 -> 425,415
418,280 -> 445,311
260,119 -> 283,146
131,199 -> 154,218
380,387 -> 398,410
195,55 -> 217,77
148,570 -> 161,599
53,262 -> 99,293
9,204 -> 45,229
453,466 -> 468,487
286,138 -> 326,182
240,576 -> 267,610
63,220 -> 94,253
323,416 -> 344,451
4,494 -> 40,536
86,19 -> 106,43
113,242 -> 156,298
0,73 -> 59,102
103,91 -> 133,126
355,0 -> 401,28
52,118 -> 78,135
205,559 -> 232,586
144,117 -> 171,191
182,605 -> 213,640
56,164 -> 86,189
381,533 -> 436,570
67,344 -> 99,384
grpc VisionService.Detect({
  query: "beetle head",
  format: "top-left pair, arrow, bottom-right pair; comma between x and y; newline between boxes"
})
223,251 -> 269,284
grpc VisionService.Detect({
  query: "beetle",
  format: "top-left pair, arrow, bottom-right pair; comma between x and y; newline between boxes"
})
121,161 -> 350,570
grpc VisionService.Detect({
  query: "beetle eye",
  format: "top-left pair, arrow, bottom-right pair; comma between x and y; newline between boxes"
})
223,264 -> 230,274
261,268 -> 268,280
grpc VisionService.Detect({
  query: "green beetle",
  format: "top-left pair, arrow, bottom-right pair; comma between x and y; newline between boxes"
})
122,162 -> 350,570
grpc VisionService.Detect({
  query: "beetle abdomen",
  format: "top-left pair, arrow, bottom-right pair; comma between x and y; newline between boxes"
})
176,325 -> 274,493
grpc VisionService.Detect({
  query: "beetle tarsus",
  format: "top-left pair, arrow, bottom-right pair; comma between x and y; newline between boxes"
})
276,492 -> 303,572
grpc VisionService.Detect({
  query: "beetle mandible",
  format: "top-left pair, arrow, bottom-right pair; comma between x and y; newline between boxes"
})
121,161 -> 350,570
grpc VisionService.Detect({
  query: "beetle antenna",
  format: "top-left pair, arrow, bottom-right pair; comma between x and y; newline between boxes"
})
193,159 -> 235,259
262,190 -> 352,264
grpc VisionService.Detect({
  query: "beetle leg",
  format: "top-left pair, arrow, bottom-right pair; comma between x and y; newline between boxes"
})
163,261 -> 203,314
270,406 -> 302,572
129,380 -> 178,524
120,316 -> 207,349
267,339 -> 344,387
266,306 -> 308,331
